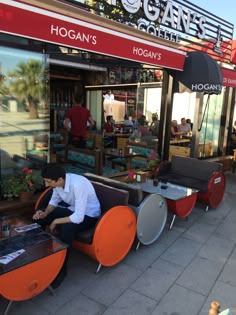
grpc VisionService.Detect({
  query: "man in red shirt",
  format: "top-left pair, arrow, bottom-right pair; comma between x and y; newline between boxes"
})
64,94 -> 94,148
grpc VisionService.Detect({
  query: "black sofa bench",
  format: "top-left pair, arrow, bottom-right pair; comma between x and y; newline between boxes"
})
156,155 -> 226,211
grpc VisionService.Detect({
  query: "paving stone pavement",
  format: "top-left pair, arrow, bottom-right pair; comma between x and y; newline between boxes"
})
1,171 -> 236,315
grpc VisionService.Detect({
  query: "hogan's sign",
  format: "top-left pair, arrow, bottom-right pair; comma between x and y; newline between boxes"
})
0,1 -> 186,70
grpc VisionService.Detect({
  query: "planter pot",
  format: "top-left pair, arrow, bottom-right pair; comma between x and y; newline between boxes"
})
19,191 -> 35,202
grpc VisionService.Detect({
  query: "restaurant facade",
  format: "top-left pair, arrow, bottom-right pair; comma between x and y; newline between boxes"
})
0,0 -> 236,196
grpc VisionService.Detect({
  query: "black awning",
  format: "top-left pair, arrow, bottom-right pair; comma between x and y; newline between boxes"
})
173,51 -> 223,94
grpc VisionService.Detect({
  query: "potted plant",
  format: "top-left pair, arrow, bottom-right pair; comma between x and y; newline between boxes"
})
1,168 -> 43,201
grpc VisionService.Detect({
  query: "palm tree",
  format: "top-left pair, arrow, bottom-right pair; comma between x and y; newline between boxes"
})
8,59 -> 45,119
0,73 -> 9,97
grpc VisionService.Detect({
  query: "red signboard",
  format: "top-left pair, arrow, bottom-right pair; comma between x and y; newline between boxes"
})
222,68 -> 236,88
0,1 -> 186,70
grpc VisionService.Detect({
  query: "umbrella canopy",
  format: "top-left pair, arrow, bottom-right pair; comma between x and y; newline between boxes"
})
173,51 -> 223,95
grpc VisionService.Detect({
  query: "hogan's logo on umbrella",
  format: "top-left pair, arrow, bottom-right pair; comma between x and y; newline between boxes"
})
191,83 -> 222,93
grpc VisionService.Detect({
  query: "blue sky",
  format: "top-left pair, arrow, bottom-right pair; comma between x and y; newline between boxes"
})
191,0 -> 236,38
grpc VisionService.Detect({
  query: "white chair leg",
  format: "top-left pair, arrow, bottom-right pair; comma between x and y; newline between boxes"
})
95,263 -> 102,273
135,241 -> 141,251
169,214 -> 176,230
4,300 -> 13,315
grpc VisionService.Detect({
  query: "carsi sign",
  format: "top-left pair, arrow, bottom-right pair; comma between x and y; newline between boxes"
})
110,0 -> 219,44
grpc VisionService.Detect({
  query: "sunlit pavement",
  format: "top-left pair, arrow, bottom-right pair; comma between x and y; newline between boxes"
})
1,172 -> 236,315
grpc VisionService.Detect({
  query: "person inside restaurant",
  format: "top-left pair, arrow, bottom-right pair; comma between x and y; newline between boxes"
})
123,114 -> 134,127
170,120 -> 184,138
103,115 -> 115,147
64,93 -> 94,148
149,114 -> 159,137
178,117 -> 191,134
137,116 -> 151,137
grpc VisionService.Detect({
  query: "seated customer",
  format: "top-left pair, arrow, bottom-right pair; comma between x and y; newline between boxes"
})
103,115 -> 115,147
178,117 -> 191,134
170,120 -> 183,138
149,114 -> 159,137
33,163 -> 101,288
123,114 -> 134,127
137,116 -> 151,137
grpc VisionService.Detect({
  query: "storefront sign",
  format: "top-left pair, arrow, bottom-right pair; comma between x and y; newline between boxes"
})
221,68 -> 236,88
191,83 -> 222,94
0,1 -> 186,70
110,0 -> 233,60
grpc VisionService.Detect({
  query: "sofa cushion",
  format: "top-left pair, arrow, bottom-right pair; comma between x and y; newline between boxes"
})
75,182 -> 129,244
91,181 -> 129,213
76,227 -> 96,244
158,173 -> 208,192
84,173 -> 143,207
170,156 -> 222,181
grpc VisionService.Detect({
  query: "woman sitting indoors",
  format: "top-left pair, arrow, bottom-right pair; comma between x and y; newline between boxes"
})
170,120 -> 183,138
137,116 -> 151,137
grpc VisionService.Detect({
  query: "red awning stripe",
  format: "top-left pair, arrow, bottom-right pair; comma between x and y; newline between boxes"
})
0,1 -> 186,70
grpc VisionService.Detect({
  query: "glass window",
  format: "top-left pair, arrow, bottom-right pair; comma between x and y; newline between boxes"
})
0,47 -> 49,199
199,93 -> 224,157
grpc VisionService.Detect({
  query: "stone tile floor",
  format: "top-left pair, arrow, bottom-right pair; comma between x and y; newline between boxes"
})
1,172 -> 236,315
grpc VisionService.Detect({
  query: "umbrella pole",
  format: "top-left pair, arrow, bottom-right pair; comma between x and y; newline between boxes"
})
198,94 -> 210,133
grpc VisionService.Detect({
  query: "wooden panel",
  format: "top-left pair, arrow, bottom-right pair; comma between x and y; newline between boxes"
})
117,137 -> 128,150
198,142 -> 212,157
169,145 -> 190,160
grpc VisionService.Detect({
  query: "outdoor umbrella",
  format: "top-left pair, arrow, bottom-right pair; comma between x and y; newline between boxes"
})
172,51 -> 223,154
173,51 -> 223,95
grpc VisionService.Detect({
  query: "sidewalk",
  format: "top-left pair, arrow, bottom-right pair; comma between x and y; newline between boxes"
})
1,172 -> 236,315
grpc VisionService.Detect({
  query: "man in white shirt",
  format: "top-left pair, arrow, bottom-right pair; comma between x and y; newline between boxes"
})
33,163 -> 101,288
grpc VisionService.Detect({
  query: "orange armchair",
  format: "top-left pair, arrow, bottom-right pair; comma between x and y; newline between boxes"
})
35,182 -> 136,273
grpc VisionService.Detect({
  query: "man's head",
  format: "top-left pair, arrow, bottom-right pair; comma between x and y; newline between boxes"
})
181,118 -> 186,125
41,163 -> 66,188
74,93 -> 84,105
107,115 -> 113,122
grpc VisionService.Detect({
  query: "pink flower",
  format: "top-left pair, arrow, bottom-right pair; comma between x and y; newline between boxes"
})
22,168 -> 28,172
27,170 -> 33,174
128,171 -> 135,179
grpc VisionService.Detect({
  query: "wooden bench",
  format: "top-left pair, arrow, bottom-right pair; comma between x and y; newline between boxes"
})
58,145 -> 103,175
112,143 -> 156,170
169,145 -> 190,160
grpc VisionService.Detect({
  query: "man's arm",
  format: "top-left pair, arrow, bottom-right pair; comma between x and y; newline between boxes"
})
64,117 -> 70,130
33,204 -> 56,220
88,116 -> 95,129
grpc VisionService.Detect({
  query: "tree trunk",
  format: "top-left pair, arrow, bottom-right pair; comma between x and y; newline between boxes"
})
28,99 -> 39,119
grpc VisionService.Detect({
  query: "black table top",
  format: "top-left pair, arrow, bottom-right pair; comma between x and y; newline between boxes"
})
0,215 -> 68,275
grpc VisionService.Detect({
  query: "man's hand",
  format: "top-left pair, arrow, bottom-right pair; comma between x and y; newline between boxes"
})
33,210 -> 47,220
49,220 -> 57,233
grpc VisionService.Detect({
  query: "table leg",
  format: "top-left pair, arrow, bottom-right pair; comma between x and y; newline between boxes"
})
47,285 -> 56,296
4,300 -> 13,315
169,214 -> 176,230
135,241 -> 141,251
